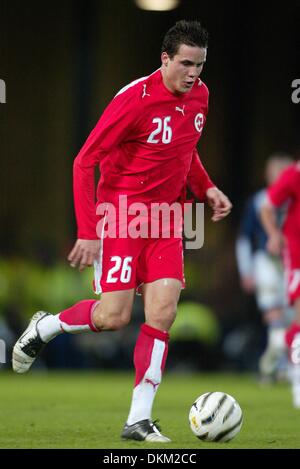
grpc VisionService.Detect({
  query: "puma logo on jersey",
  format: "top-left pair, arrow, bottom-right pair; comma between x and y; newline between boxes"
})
142,84 -> 151,98
175,105 -> 185,116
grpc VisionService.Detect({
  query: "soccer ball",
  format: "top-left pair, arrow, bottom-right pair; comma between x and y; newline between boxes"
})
189,391 -> 243,442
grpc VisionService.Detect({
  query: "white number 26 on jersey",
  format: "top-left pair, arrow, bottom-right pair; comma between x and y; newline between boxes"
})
147,116 -> 172,144
106,256 -> 133,283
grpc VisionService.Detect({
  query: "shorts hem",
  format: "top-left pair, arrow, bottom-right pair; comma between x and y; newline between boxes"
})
98,284 -> 136,294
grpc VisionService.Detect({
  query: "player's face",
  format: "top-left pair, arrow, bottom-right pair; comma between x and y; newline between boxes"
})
161,44 -> 207,94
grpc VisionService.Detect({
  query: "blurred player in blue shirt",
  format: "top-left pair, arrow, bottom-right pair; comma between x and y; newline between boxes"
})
236,154 -> 292,381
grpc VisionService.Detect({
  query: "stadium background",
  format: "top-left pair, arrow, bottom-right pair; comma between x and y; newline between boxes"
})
1,0 -> 300,372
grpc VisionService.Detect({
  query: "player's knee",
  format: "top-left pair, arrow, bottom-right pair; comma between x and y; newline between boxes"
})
92,303 -> 131,331
110,313 -> 131,330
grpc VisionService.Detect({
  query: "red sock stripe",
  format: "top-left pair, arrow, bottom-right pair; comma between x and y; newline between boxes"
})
59,300 -> 99,332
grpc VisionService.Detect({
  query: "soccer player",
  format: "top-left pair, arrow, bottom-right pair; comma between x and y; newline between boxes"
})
236,154 -> 292,382
12,21 -> 232,441
260,160 -> 300,407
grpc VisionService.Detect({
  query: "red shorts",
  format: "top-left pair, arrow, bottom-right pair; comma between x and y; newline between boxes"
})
93,235 -> 185,294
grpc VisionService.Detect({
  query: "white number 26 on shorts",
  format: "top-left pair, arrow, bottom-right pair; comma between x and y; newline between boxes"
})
106,256 -> 133,283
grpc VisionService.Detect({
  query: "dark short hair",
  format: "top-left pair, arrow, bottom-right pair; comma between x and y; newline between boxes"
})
161,20 -> 208,58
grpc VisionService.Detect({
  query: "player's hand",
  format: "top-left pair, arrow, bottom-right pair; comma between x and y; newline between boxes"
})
241,275 -> 256,293
68,239 -> 100,272
266,232 -> 284,256
206,187 -> 232,222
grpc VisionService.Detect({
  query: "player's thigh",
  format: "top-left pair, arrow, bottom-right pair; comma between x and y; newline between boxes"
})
93,288 -> 135,330
94,235 -> 145,294
137,237 -> 184,288
142,278 -> 182,331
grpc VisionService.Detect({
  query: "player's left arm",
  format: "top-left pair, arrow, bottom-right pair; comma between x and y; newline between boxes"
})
187,148 -> 232,221
186,148 -> 215,201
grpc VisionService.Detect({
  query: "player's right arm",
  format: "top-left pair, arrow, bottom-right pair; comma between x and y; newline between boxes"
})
68,239 -> 101,272
68,87 -> 139,271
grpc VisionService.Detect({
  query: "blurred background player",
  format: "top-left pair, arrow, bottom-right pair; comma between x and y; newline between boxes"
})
260,159 -> 300,408
236,154 -> 292,382
11,20 -> 232,441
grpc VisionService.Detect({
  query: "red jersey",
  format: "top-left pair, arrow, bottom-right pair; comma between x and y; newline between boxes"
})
73,69 -> 215,239
267,162 -> 300,268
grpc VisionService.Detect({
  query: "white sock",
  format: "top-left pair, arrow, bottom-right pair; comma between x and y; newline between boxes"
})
127,381 -> 159,425
127,338 -> 166,425
38,314 -> 63,342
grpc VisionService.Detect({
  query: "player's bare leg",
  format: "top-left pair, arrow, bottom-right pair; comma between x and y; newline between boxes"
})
12,290 -> 135,373
143,277 -> 182,331
91,289 -> 135,331
121,278 -> 182,443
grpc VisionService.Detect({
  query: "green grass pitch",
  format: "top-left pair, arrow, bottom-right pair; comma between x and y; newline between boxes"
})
0,370 -> 300,449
